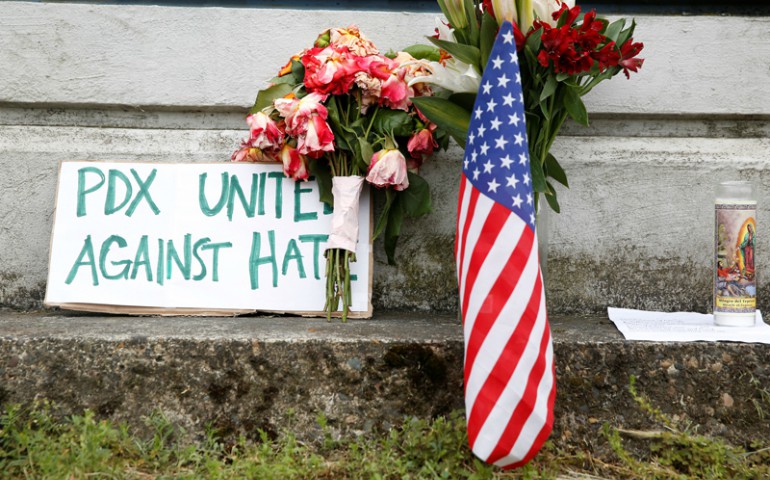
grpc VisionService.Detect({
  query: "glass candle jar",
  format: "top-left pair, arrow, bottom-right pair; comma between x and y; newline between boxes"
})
714,181 -> 757,327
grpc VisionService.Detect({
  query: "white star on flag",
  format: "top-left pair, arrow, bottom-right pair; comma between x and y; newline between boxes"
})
500,154 -> 514,169
495,135 -> 509,150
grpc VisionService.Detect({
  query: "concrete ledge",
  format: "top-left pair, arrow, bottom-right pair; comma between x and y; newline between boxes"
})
1,310 -> 769,450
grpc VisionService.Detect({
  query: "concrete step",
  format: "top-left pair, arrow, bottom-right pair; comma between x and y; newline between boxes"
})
2,310 -> 768,451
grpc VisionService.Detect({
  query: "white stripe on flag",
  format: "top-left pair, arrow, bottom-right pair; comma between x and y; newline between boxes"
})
455,178 -> 474,283
475,309 -> 548,464
460,202 -> 524,352
464,231 -> 543,456
503,309 -> 554,465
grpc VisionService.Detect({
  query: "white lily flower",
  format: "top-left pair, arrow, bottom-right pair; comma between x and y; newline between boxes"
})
407,59 -> 481,94
533,0 -> 575,27
492,0 -> 521,27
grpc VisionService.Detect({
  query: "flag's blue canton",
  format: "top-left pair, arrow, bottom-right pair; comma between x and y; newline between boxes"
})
463,22 -> 535,229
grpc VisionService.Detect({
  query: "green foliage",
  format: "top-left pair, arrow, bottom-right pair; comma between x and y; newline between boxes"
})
410,96 -> 471,148
3,389 -> 770,480
599,376 -> 770,480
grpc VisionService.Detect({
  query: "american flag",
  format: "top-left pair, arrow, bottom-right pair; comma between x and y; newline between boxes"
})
455,21 -> 556,469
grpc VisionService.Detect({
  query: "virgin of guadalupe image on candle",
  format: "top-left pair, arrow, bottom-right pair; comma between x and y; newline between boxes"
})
715,209 -> 757,307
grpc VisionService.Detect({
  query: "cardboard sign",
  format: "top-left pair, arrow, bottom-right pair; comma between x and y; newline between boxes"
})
45,161 -> 372,317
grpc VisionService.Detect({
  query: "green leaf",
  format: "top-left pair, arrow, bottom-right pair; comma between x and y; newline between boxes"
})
326,100 -> 355,152
402,44 -> 441,62
371,109 -> 414,138
540,75 -> 558,102
479,10 -> 497,72
448,92 -> 477,112
401,172 -> 432,218
427,37 -> 481,69
563,86 -> 589,126
544,181 -> 561,213
544,153 -> 569,188
250,83 -> 293,114
290,59 -> 305,84
358,137 -> 374,168
410,96 -> 471,148
603,19 -> 626,43
373,188 -> 397,240
530,155 -> 548,194
616,20 -> 637,47
308,162 -> 334,207
465,0 -> 479,47
384,198 -> 404,265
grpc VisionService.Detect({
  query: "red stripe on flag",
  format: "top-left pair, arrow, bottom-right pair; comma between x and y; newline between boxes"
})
462,223 -> 534,386
455,175 -> 468,259
457,184 -> 480,323
503,340 -> 557,470
460,200 -> 513,324
466,271 -> 543,448
486,291 -> 551,464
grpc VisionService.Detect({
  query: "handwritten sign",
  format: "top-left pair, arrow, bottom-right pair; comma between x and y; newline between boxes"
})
45,161 -> 372,316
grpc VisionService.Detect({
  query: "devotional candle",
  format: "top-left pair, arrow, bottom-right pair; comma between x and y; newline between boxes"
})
714,181 -> 757,326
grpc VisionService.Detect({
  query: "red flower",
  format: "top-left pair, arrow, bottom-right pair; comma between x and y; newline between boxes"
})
619,38 -> 645,78
279,143 -> 310,181
592,41 -> 620,70
301,45 -> 361,96
535,7 -> 618,75
482,0 -> 495,19
407,126 -> 438,165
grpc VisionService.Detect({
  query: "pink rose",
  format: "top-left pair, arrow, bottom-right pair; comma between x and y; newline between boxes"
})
280,143 -> 310,181
298,114 -> 335,158
231,141 -> 276,163
301,45 -> 361,96
366,148 -> 409,191
245,111 -> 284,154
407,127 -> 438,165
274,93 -> 328,136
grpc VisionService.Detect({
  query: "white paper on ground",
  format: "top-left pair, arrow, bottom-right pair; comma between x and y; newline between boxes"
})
608,308 -> 770,343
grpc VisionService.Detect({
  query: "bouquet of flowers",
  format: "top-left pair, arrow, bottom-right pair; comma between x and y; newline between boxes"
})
232,26 -> 448,320
410,0 -> 644,213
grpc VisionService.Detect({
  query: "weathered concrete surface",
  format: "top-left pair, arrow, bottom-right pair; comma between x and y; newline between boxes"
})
2,3 -> 769,116
1,311 -> 769,450
3,122 -> 770,314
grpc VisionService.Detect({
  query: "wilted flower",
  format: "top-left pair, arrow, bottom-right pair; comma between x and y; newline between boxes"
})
279,143 -> 310,181
329,25 -> 379,56
301,45 -> 361,96
245,112 -> 284,154
231,142 -> 274,162
298,114 -> 335,158
366,149 -> 409,191
407,126 -> 439,166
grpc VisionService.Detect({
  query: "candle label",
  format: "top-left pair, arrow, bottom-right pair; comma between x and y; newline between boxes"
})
715,203 -> 757,314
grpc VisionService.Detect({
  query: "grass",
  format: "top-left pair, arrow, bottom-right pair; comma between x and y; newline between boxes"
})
1,378 -> 770,480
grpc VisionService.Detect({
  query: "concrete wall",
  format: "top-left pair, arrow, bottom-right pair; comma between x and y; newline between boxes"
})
1,2 -> 769,314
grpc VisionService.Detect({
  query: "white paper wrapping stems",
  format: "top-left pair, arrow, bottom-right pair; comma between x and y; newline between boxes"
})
326,175 -> 364,253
